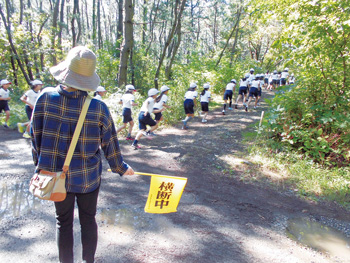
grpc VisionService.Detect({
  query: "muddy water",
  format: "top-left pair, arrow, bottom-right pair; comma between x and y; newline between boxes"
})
0,182 -> 173,232
0,181 -> 45,219
287,217 -> 350,259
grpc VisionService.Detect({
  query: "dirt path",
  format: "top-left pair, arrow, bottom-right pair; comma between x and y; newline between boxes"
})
0,90 -> 349,263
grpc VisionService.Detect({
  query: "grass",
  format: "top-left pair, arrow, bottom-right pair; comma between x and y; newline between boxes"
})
248,137 -> 350,210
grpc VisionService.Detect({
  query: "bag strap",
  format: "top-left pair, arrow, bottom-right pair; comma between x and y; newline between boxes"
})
62,96 -> 92,173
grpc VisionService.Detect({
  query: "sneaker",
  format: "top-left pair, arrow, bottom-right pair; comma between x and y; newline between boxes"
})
132,143 -> 141,149
245,106 -> 248,112
3,123 -> 9,128
149,132 -> 157,136
126,136 -> 134,141
228,107 -> 233,110
257,103 -> 260,106
142,131 -> 153,140
222,110 -> 225,115
235,104 -> 238,109
23,132 -> 31,138
243,103 -> 247,107
254,106 -> 257,110
182,125 -> 187,130
17,123 -> 25,133
202,119 -> 207,123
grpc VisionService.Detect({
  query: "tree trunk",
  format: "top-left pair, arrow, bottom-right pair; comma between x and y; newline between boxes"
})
0,4 -> 30,85
154,0 -> 186,89
118,0 -> 134,87
51,0 -> 60,65
165,19 -> 182,80
57,0 -> 64,51
216,8 -> 242,68
97,0 -> 102,49
92,0 -> 97,45
142,0 -> 147,44
71,0 -> 81,47
145,0 -> 161,56
19,0 -> 24,24
116,0 -> 123,58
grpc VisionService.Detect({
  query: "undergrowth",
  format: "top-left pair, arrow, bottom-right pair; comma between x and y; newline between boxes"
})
248,133 -> 350,210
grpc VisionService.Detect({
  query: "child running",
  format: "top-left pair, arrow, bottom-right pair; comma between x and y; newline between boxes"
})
235,74 -> 249,111
246,75 -> 261,111
182,83 -> 198,129
131,88 -> 162,149
0,79 -> 11,128
117,84 -> 138,140
222,79 -> 236,115
153,85 -> 171,134
200,83 -> 211,122
19,79 -> 43,138
93,86 -> 107,100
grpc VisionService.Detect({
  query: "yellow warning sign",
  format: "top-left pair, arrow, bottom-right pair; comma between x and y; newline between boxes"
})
143,173 -> 187,214
107,170 -> 187,213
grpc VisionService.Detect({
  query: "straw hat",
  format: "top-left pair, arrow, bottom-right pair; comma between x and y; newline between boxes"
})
49,46 -> 100,91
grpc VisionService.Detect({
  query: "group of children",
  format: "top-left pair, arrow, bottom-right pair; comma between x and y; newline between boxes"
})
1,68 -> 294,148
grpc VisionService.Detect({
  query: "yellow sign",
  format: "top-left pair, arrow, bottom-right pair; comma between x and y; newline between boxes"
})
141,172 -> 187,214
107,170 -> 187,213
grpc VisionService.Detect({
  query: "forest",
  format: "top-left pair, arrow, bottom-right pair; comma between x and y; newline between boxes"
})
0,0 -> 349,169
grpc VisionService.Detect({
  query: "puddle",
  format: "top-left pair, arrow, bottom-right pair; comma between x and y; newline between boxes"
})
0,182 -> 175,233
0,181 -> 46,220
287,217 -> 350,259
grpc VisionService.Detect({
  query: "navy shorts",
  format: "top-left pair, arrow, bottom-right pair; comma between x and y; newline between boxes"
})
153,108 -> 162,121
249,87 -> 259,98
264,78 -> 268,84
238,87 -> 248,96
122,108 -> 133,123
201,102 -> 209,112
0,101 -> 9,113
223,90 -> 233,101
25,105 -> 33,120
272,79 -> 278,85
184,99 -> 195,114
138,111 -> 157,130
281,78 -> 287,85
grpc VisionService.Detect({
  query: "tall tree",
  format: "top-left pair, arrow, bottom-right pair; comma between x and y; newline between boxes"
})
118,0 -> 134,87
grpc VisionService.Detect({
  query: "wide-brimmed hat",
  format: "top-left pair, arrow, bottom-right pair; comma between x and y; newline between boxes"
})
49,46 -> 100,91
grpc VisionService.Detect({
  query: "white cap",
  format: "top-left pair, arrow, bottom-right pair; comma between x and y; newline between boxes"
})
160,85 -> 170,92
31,79 -> 43,86
284,68 -> 289,71
96,86 -> 106,92
190,83 -> 197,88
250,68 -> 255,72
125,84 -> 136,91
203,83 -> 210,89
231,79 -> 236,83
148,88 -> 159,97
245,73 -> 250,78
0,79 -> 11,86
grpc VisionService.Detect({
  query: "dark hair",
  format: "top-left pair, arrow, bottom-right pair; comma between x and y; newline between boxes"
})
125,90 -> 133,94
93,92 -> 98,97
155,91 -> 167,103
201,88 -> 209,96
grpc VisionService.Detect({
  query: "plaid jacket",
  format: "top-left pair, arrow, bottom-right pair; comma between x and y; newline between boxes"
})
31,85 -> 128,193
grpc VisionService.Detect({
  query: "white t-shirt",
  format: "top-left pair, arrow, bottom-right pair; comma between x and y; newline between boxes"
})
225,83 -> 235,91
153,94 -> 168,110
240,79 -> 248,87
0,87 -> 10,99
24,89 -> 40,105
140,97 -> 155,113
272,73 -> 278,80
251,80 -> 260,89
200,90 -> 211,103
248,74 -> 255,84
120,93 -> 135,109
184,90 -> 198,100
281,71 -> 289,79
